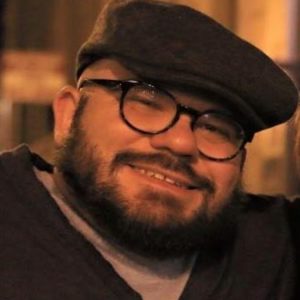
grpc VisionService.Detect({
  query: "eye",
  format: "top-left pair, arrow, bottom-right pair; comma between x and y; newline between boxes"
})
125,86 -> 170,111
198,122 -> 232,140
128,96 -> 162,110
194,113 -> 244,145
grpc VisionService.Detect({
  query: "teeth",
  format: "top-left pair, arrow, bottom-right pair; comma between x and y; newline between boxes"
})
135,167 -> 186,188
165,177 -> 175,185
153,173 -> 164,180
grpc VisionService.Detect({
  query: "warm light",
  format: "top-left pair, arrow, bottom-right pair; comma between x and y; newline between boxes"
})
0,50 -> 66,103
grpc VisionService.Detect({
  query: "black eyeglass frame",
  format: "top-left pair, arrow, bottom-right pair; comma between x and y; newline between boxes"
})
79,78 -> 250,162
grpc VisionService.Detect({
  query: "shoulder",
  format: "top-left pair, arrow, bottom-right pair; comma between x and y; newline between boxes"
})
241,193 -> 288,217
285,196 -> 300,247
0,144 -> 33,172
0,144 -> 53,207
236,192 -> 293,255
0,144 -> 52,176
231,194 -> 296,299
0,145 -> 55,232
287,195 -> 300,214
282,195 -> 300,239
238,193 -> 291,244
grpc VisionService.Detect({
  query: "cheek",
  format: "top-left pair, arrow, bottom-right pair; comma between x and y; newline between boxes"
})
204,163 -> 241,215
203,157 -> 242,204
213,161 -> 242,195
80,99 -> 142,153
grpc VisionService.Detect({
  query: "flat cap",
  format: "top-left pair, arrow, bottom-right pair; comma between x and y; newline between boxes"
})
77,0 -> 299,134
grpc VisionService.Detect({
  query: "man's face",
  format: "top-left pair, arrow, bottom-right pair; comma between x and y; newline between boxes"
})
53,59 -> 245,258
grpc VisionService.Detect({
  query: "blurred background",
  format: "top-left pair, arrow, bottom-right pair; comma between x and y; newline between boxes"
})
0,0 -> 299,195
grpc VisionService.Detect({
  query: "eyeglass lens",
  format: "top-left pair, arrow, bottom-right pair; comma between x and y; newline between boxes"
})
79,79 -> 245,160
122,83 -> 177,132
121,83 -> 245,160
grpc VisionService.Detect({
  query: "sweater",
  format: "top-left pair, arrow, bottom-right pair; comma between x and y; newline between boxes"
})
0,145 -> 296,300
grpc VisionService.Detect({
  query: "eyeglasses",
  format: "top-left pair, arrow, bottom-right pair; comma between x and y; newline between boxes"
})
79,79 -> 248,161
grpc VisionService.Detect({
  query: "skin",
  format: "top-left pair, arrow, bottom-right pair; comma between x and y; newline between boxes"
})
53,58 -> 245,229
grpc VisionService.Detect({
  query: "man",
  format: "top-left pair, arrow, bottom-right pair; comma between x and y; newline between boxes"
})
1,0 -> 299,299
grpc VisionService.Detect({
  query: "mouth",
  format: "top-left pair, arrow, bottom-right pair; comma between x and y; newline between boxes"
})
129,164 -> 197,190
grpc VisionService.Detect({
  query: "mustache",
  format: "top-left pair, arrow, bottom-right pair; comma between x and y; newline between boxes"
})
111,151 -> 215,192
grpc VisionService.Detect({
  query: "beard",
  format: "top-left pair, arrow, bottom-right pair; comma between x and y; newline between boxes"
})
54,96 -> 245,260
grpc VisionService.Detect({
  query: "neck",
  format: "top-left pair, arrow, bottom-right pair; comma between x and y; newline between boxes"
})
53,169 -> 99,229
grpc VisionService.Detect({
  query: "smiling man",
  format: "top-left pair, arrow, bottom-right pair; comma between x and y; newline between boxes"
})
53,58 -> 245,261
0,1 -> 299,299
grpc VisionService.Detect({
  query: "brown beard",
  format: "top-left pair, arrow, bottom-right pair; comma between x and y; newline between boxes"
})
54,95 -> 245,259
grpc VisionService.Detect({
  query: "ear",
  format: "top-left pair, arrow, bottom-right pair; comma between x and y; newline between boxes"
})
53,85 -> 81,146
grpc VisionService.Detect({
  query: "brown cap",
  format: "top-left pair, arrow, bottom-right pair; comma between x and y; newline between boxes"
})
76,0 -> 299,134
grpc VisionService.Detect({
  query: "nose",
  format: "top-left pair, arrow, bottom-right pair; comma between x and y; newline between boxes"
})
149,114 -> 199,158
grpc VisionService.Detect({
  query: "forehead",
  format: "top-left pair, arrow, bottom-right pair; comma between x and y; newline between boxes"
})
79,58 -> 136,82
79,58 -> 230,113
